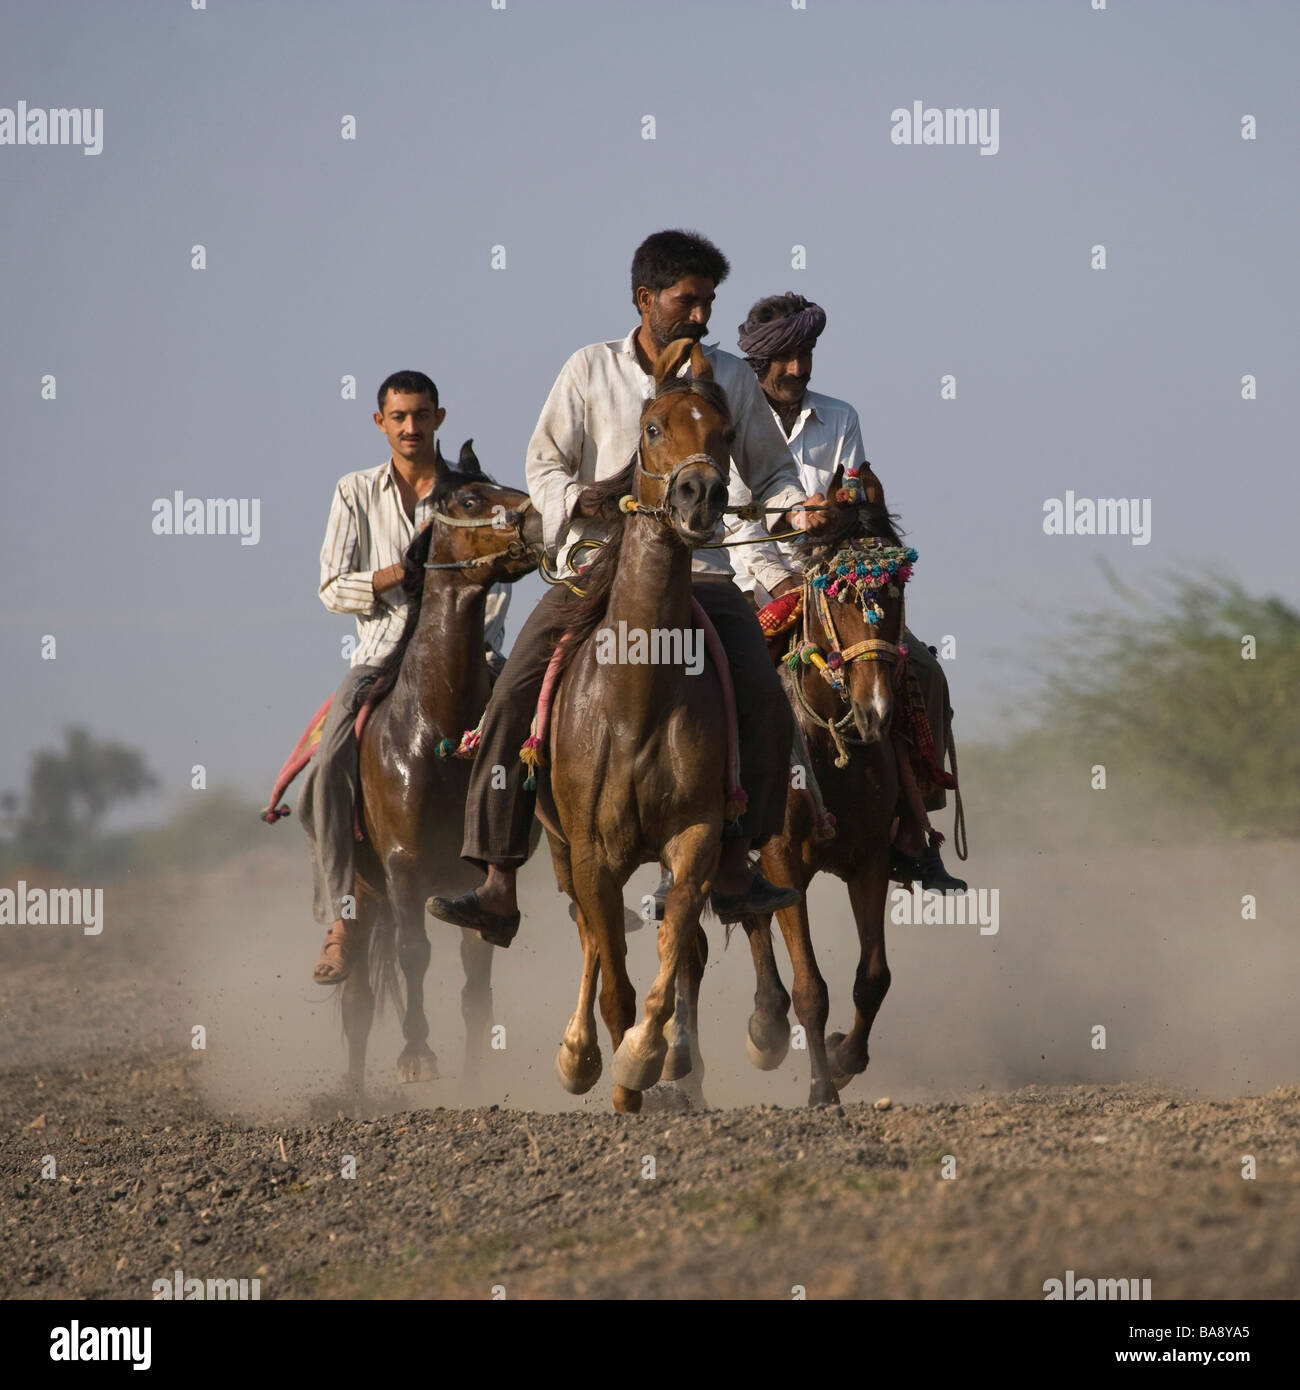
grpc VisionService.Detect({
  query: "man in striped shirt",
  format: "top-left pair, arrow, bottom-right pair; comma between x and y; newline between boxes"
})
303,370 -> 508,984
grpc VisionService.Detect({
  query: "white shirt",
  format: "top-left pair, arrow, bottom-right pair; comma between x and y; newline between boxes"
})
320,460 -> 509,668
525,329 -> 808,577
728,389 -> 866,601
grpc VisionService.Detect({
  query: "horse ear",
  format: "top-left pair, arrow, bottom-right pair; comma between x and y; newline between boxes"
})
652,337 -> 698,387
687,342 -> 713,382
432,437 -> 449,479
458,438 -> 480,472
829,464 -> 845,497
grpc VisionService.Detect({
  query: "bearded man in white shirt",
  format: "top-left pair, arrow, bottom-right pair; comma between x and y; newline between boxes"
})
427,230 -> 831,948
729,293 -> 967,893
304,370 -> 510,984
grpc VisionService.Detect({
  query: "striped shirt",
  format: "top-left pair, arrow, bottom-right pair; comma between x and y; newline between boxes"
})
525,329 -> 807,577
319,460 -> 508,668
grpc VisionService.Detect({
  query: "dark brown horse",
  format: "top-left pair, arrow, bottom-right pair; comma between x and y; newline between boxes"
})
341,442 -> 542,1097
743,474 -> 910,1106
539,339 -> 734,1115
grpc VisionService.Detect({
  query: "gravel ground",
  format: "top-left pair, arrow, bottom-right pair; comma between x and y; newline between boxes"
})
2,849 -> 1298,1300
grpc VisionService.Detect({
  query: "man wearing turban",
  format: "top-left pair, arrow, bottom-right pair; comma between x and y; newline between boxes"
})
730,293 -> 967,894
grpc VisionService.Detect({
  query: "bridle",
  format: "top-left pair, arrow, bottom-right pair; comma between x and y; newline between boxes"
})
785,539 -> 917,764
618,446 -> 729,526
423,495 -> 538,571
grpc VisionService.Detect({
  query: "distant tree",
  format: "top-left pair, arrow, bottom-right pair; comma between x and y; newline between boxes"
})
9,728 -> 157,870
1043,572 -> 1300,838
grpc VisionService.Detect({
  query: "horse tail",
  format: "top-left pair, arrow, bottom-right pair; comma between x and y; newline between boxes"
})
366,902 -> 402,1021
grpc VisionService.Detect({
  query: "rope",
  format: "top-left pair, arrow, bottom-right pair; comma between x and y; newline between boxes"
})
945,707 -> 968,862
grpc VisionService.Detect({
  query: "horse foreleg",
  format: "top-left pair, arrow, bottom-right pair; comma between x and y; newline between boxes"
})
555,902 -> 603,1096
773,885 -> 836,1107
827,854 -> 892,1088
612,825 -> 713,1107
390,862 -> 438,1084
742,912 -> 792,1071
569,859 -> 638,1112
459,928 -> 494,1093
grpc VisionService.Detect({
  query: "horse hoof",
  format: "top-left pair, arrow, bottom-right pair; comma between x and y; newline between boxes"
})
827,1030 -> 866,1087
396,1047 -> 439,1084
809,1077 -> 840,1107
611,1033 -> 667,1092
660,1015 -> 692,1080
554,1044 -> 601,1095
660,1045 -> 693,1081
612,1085 -> 642,1115
745,1013 -> 791,1071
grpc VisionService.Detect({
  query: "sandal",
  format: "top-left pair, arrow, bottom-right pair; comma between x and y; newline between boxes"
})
313,923 -> 355,984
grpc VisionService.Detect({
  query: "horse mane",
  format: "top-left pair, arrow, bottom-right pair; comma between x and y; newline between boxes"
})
354,462 -> 491,713
547,458 -> 637,669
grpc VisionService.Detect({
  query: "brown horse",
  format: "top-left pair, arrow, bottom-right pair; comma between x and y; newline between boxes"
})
743,475 -> 910,1106
539,339 -> 735,1115
340,442 -> 542,1097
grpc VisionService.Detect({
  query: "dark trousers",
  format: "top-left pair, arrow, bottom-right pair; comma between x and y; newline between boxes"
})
461,574 -> 793,870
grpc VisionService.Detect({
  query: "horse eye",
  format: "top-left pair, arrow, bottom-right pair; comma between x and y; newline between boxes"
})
645,423 -> 660,440
723,428 -> 736,446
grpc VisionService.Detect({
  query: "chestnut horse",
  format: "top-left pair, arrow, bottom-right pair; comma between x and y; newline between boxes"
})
341,442 -> 542,1097
743,476 -> 910,1106
539,339 -> 735,1115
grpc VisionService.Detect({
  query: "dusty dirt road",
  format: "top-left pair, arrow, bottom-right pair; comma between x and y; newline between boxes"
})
2,842 -> 1297,1299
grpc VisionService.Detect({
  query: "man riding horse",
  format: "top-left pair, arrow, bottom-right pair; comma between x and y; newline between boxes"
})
726,292 -> 967,893
303,371 -> 510,984
427,230 -> 834,946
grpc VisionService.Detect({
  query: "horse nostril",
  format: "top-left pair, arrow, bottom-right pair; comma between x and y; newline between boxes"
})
707,480 -> 726,512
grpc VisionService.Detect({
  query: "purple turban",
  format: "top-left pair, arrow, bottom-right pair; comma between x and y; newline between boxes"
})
737,293 -> 827,367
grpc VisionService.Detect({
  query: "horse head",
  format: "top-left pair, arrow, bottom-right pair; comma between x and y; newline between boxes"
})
635,337 -> 733,545
423,438 -> 543,584
794,465 -> 913,746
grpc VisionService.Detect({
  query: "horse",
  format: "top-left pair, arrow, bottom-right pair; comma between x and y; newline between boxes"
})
741,469 -> 911,1106
538,338 -> 737,1115
340,441 -> 543,1098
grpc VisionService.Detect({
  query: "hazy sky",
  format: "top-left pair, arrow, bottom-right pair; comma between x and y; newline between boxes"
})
2,0 -> 1296,820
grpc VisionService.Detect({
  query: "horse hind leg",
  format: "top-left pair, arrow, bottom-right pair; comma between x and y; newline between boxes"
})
459,928 -> 494,1095
340,890 -> 380,1105
742,911 -> 792,1071
660,924 -> 708,1107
